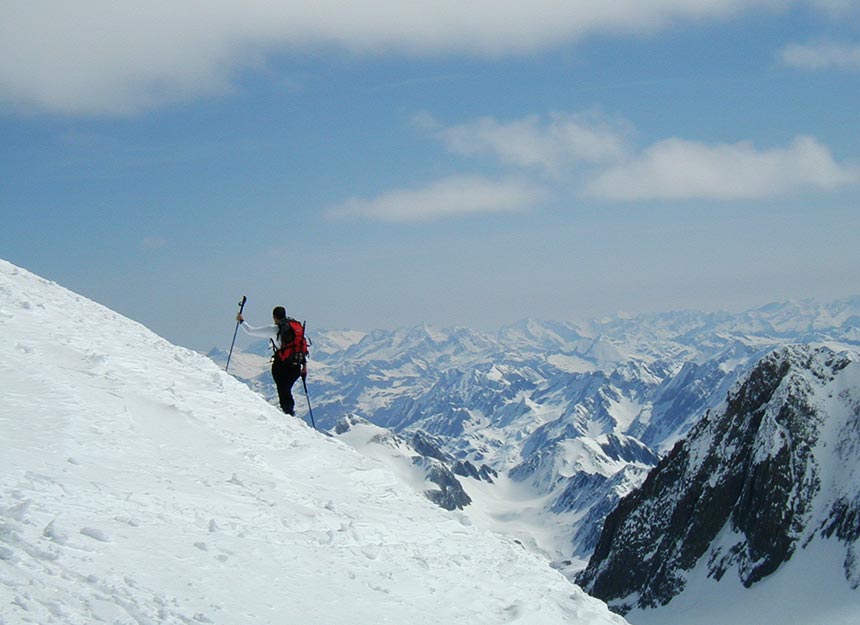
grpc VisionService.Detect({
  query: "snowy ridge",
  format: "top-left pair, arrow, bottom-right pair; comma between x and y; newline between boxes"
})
0,259 -> 627,625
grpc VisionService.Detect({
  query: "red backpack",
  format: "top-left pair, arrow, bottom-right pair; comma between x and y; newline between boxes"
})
275,318 -> 310,365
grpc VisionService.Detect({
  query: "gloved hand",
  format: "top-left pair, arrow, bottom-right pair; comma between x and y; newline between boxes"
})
301,365 -> 307,381
236,313 -> 244,323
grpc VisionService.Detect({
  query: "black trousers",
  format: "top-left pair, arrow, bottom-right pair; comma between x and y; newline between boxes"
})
271,358 -> 302,415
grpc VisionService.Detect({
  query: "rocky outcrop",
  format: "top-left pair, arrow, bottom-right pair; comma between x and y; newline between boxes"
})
412,456 -> 473,511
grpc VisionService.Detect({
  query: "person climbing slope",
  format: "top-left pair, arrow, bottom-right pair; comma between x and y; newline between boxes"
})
236,306 -> 308,416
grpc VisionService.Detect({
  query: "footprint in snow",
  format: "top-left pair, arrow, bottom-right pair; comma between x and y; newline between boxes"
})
227,474 -> 244,486
114,515 -> 141,527
4,500 -> 31,521
80,527 -> 111,542
504,602 -> 524,621
44,520 -> 70,545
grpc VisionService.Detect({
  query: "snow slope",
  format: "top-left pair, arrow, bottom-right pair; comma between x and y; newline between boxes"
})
0,259 -> 628,625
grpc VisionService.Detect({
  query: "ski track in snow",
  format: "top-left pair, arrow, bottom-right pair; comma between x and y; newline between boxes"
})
0,259 -> 629,625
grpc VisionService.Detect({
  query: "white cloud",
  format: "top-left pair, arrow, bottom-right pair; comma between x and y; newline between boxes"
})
326,175 -> 548,223
779,41 -> 860,70
584,135 -> 860,201
0,0 -> 818,116
415,112 -> 860,203
420,112 -> 630,177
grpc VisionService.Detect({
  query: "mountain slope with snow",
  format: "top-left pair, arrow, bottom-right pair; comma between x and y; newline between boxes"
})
0,259 -> 627,625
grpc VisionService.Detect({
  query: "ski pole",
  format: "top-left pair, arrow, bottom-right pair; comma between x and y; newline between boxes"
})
225,296 -> 247,372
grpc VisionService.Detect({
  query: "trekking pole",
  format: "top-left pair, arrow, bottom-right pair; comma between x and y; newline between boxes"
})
302,376 -> 316,430
300,319 -> 316,429
225,296 -> 247,372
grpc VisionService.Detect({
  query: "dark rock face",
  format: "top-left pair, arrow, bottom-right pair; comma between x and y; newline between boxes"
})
334,414 -> 369,435
451,459 -> 498,483
408,430 -> 498,484
410,430 -> 451,462
598,434 -> 660,465
576,346 -> 857,613
413,457 -> 473,511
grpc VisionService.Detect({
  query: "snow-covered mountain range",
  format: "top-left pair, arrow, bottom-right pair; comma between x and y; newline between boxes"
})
0,259 -> 627,625
217,298 -> 860,578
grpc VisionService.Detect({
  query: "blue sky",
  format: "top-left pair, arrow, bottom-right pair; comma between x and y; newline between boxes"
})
2,1 -> 859,351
